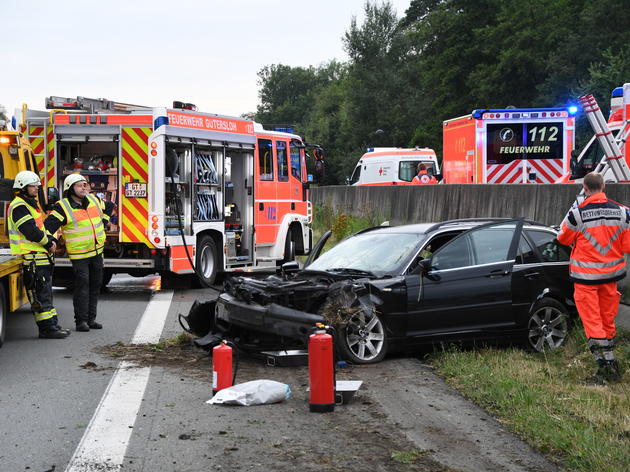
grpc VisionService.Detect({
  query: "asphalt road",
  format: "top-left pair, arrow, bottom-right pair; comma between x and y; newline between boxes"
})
0,274 -> 561,472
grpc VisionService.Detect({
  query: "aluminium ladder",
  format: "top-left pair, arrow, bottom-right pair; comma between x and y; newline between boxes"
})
578,93 -> 630,182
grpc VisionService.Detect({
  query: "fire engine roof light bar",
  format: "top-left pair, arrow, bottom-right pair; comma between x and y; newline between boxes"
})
472,107 -> 571,119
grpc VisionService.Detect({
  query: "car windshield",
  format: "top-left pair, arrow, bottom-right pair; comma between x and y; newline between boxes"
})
307,232 -> 423,276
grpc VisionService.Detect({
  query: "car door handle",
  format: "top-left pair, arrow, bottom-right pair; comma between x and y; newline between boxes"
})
486,269 -> 510,278
524,272 -> 540,279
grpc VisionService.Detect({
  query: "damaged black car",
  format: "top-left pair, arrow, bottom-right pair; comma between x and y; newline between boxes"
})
211,218 -> 575,364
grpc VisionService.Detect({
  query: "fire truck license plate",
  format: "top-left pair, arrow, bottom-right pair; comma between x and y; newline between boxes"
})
125,183 -> 147,198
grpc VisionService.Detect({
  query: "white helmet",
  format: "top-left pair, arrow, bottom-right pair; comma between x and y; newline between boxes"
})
63,173 -> 88,192
13,170 -> 41,189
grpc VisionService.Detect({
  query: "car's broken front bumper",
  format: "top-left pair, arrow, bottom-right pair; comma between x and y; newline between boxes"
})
216,292 -> 325,340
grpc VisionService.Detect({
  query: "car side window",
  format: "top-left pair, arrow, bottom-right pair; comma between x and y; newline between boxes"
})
469,227 -> 513,264
516,236 -> 538,265
526,230 -> 570,262
432,234 -> 472,270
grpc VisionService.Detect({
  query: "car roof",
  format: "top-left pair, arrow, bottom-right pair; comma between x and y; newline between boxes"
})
355,219 -> 554,237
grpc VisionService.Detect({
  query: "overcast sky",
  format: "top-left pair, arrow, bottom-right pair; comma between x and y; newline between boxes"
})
2,0 -> 410,120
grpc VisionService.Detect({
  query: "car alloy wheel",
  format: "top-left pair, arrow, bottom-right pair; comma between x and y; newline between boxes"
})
527,298 -> 568,352
341,310 -> 387,363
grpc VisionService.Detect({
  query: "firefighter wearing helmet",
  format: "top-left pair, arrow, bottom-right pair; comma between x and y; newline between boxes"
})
8,170 -> 69,339
44,173 -> 115,332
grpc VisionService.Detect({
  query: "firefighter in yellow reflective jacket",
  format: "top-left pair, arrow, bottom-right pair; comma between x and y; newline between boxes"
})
44,174 -> 114,332
8,171 -> 69,339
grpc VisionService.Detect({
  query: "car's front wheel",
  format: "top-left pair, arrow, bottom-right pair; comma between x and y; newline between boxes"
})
526,298 -> 569,352
337,310 -> 388,364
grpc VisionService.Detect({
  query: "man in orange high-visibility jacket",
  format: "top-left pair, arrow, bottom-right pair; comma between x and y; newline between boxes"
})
557,172 -> 630,383
411,163 -> 438,185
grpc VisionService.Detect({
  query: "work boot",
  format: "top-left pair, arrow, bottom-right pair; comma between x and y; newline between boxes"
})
53,324 -> 71,335
602,360 -> 621,382
39,329 -> 70,339
585,359 -> 608,385
87,321 -> 102,329
76,321 -> 90,332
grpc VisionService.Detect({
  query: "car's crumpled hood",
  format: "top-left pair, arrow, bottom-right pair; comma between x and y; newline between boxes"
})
223,273 -> 378,325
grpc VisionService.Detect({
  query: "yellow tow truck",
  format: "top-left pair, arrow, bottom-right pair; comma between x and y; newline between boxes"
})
0,119 -> 39,347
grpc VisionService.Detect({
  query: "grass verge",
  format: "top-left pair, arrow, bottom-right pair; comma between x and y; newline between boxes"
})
427,327 -> 630,472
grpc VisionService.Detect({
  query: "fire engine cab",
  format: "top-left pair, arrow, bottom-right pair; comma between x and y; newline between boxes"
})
443,107 -> 576,183
17,97 -> 314,286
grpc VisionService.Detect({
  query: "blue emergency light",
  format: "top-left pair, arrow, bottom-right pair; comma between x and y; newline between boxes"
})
274,127 -> 294,134
154,116 -> 169,129
612,87 -> 623,98
568,105 -> 578,115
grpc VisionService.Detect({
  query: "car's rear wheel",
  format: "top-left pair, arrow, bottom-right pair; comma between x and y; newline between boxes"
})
526,298 -> 569,352
337,310 -> 388,364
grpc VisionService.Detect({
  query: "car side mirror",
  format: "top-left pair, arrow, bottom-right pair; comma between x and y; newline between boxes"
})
281,261 -> 300,276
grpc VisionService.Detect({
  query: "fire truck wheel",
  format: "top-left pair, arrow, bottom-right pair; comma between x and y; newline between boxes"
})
282,232 -> 296,264
337,309 -> 388,364
196,235 -> 219,287
0,283 -> 6,348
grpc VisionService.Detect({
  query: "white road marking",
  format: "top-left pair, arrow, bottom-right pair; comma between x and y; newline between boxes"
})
65,289 -> 174,472
131,290 -> 175,344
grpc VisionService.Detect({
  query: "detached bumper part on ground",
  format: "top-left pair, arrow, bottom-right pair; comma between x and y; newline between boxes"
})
216,292 -> 325,339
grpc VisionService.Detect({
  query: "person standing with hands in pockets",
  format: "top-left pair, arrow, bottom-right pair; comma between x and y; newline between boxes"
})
557,172 -> 630,383
45,174 -> 114,332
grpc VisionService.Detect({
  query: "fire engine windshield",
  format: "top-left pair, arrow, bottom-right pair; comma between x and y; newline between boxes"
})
487,122 -> 564,164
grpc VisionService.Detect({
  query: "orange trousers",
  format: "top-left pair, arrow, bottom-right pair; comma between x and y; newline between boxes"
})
573,282 -> 620,339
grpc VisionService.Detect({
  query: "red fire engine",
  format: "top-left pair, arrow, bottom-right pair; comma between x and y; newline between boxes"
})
17,97 -> 316,286
443,107 -> 576,183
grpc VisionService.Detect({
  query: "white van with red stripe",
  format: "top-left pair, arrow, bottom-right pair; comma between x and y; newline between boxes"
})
348,147 -> 440,185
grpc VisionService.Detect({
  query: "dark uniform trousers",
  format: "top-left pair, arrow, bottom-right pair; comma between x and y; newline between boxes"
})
24,262 -> 57,330
71,254 -> 103,323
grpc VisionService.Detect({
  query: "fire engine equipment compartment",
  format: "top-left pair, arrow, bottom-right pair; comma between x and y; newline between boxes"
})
224,149 -> 254,263
165,143 -> 192,235
164,140 -> 254,264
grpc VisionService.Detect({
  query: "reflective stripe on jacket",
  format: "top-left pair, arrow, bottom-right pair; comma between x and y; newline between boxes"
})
412,171 -> 437,185
8,196 -> 50,263
58,194 -> 106,260
557,192 -> 630,284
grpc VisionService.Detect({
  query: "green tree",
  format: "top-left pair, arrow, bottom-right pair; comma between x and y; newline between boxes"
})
342,1 -> 410,149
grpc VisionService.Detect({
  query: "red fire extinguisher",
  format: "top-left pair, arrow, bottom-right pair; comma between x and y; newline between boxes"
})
212,341 -> 233,395
309,323 -> 335,413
